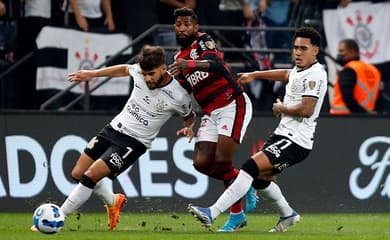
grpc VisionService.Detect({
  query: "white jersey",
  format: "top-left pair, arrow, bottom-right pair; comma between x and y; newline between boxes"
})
110,64 -> 193,148
274,62 -> 327,149
63,0 -> 103,18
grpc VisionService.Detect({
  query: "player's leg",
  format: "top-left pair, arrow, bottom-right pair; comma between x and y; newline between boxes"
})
61,159 -> 112,216
98,140 -> 146,230
252,135 -> 311,232
71,135 -> 119,211
192,116 -> 246,231
192,93 -> 255,232
214,135 -> 248,232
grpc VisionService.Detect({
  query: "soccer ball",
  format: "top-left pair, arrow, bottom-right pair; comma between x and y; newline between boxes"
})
32,203 -> 65,234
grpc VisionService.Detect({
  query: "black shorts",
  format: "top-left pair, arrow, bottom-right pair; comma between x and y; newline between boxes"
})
262,134 -> 311,174
84,124 -> 147,179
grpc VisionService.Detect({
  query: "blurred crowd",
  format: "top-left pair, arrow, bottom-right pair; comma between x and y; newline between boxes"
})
0,0 -> 389,114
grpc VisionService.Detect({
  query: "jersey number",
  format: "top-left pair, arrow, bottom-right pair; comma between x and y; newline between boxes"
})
122,147 -> 133,159
272,139 -> 292,150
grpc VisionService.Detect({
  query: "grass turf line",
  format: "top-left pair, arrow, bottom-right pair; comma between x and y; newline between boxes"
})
0,213 -> 389,240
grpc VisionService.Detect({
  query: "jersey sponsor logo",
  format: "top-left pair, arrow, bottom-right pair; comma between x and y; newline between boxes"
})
143,96 -> 151,104
109,152 -> 124,169
162,89 -> 175,100
290,78 -> 298,92
86,136 -> 98,149
126,103 -> 149,126
186,71 -> 209,87
273,162 -> 290,171
265,144 -> 281,158
265,139 -> 292,159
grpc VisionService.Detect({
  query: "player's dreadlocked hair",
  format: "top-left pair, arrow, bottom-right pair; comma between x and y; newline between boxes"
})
136,45 -> 166,71
294,27 -> 321,47
173,7 -> 198,23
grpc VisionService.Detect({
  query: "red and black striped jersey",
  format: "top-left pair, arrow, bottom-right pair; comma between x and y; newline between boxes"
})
175,32 -> 243,115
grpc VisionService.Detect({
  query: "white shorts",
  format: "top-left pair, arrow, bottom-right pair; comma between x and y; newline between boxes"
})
196,93 -> 253,144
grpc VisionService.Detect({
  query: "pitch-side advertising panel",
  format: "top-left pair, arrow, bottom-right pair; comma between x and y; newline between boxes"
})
0,112 -> 389,212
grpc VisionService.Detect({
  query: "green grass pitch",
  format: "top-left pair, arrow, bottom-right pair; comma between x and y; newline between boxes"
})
1,212 -> 389,240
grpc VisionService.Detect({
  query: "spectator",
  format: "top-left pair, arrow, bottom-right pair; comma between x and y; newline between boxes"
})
242,0 -> 275,112
63,0 -> 115,32
195,0 -> 219,26
217,0 -> 247,61
330,39 -> 381,115
17,0 -> 52,56
262,0 -> 297,63
0,0 -> 20,109
0,0 -> 17,64
14,0 -> 53,109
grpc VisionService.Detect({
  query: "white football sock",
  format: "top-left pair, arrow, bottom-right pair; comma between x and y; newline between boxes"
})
61,183 -> 93,216
209,170 -> 253,219
259,181 -> 293,217
93,179 -> 115,206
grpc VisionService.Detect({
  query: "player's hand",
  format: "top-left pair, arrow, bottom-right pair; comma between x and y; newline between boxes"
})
237,72 -> 255,84
168,59 -> 188,76
272,98 -> 284,117
68,70 -> 94,82
176,127 -> 194,143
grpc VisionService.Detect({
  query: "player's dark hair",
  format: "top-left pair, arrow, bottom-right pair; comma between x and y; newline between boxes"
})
294,27 -> 321,47
341,38 -> 359,53
136,45 -> 166,71
173,7 -> 198,23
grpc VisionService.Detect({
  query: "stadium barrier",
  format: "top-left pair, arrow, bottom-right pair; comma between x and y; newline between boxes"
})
0,111 -> 389,213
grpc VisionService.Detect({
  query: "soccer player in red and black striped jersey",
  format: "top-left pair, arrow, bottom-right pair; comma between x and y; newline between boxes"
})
168,7 -> 257,232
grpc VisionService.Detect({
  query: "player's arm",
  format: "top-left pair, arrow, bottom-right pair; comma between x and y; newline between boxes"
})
68,64 -> 130,82
168,35 -> 224,75
176,110 -> 196,142
272,97 -> 317,118
238,69 -> 291,84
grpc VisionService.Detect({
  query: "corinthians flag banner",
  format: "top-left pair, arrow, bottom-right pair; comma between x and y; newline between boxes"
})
323,2 -> 390,64
35,26 -> 132,95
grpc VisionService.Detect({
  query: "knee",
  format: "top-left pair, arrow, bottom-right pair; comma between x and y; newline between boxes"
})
193,161 -> 213,175
70,169 -> 83,182
80,174 -> 96,189
252,178 -> 271,190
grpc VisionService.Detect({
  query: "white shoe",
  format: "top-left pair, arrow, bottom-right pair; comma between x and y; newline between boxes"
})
269,211 -> 300,232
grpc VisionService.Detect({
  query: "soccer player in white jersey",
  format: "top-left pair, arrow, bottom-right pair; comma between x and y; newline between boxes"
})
188,27 -> 327,233
52,45 -> 195,230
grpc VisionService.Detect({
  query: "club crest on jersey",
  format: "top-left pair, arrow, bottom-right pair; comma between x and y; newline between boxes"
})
190,49 -> 199,60
155,99 -> 168,112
